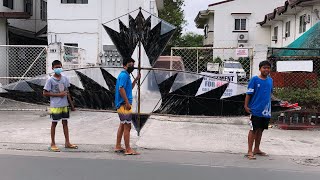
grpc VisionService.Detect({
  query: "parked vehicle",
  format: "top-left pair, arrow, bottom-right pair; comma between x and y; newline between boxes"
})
219,61 -> 246,79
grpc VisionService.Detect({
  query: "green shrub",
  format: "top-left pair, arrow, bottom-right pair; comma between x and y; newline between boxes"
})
274,86 -> 320,110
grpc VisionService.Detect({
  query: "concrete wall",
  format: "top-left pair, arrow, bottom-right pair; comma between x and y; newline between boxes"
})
47,0 -> 158,65
208,0 -> 284,48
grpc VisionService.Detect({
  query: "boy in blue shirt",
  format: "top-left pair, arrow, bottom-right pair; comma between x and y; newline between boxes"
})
114,58 -> 140,155
244,60 -> 273,160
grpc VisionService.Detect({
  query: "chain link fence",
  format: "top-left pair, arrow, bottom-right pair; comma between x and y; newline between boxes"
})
0,45 -> 47,86
268,47 -> 320,111
170,47 -> 253,84
0,45 -> 48,110
0,45 -> 87,111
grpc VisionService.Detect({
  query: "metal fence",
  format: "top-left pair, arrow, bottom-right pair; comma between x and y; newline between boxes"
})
170,47 -> 254,83
0,45 -> 48,110
0,45 -> 47,86
268,47 -> 320,111
61,45 -> 86,69
0,45 -> 86,111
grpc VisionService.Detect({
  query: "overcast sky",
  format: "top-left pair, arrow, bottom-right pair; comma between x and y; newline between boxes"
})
182,0 -> 219,34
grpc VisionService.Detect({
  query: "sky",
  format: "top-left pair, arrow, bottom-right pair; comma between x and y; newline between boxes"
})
182,0 -> 219,34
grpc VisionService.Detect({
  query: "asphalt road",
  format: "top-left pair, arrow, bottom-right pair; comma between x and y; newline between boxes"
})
0,153 -> 319,180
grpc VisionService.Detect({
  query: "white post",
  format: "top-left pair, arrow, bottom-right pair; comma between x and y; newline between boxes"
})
252,44 -> 268,77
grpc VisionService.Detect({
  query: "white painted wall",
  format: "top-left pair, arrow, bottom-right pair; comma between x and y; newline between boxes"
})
207,0 -> 284,48
47,0 -> 159,65
0,19 -> 8,86
0,19 -> 7,45
203,15 -> 214,46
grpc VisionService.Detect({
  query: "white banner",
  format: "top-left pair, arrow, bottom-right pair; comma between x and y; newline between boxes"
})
277,60 -> 313,72
236,48 -> 249,57
196,72 -> 240,98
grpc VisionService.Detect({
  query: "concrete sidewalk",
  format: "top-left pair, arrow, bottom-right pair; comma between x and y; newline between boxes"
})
0,110 -> 319,157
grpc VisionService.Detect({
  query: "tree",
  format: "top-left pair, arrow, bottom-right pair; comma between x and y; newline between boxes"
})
178,32 -> 203,47
159,0 -> 186,55
214,57 -> 222,65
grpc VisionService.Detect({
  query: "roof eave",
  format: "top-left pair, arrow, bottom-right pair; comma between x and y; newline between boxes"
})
194,10 -> 214,29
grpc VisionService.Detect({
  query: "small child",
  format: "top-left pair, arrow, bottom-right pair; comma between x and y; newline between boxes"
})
244,60 -> 273,160
43,60 -> 77,152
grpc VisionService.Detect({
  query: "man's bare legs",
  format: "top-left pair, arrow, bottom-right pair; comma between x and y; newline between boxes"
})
115,123 -> 125,151
124,123 -> 132,152
123,123 -> 139,154
115,123 -> 139,154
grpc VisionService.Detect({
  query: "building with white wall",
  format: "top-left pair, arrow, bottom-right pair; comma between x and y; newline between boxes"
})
194,0 -> 285,48
47,0 -> 164,66
257,0 -> 320,48
0,0 -> 47,45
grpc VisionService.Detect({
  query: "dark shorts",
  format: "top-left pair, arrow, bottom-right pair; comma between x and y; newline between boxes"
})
250,115 -> 270,131
50,107 -> 70,122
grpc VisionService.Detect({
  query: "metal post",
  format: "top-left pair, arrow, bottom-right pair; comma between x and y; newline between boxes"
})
170,48 -> 173,70
196,49 -> 199,73
137,7 -> 142,136
136,40 -> 142,136
250,48 -> 254,78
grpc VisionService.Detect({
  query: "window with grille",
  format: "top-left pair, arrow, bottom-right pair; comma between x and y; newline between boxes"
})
299,14 -> 307,33
235,19 -> 247,31
40,0 -> 47,21
24,0 -> 32,15
285,21 -> 290,37
204,24 -> 209,39
3,0 -> 13,9
274,26 -> 278,37
61,0 -> 88,4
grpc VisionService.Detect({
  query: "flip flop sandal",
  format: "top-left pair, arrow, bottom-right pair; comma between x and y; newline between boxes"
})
254,152 -> 269,156
114,149 -> 125,153
48,146 -> 60,152
65,145 -> 78,149
124,151 -> 140,156
244,154 -> 256,160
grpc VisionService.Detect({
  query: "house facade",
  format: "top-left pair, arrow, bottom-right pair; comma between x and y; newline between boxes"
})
258,0 -> 320,47
194,0 -> 285,48
0,0 -> 47,45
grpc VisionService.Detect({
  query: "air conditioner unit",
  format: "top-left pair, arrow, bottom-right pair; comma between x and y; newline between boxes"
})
238,33 -> 249,41
272,36 -> 278,41
238,43 -> 249,48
